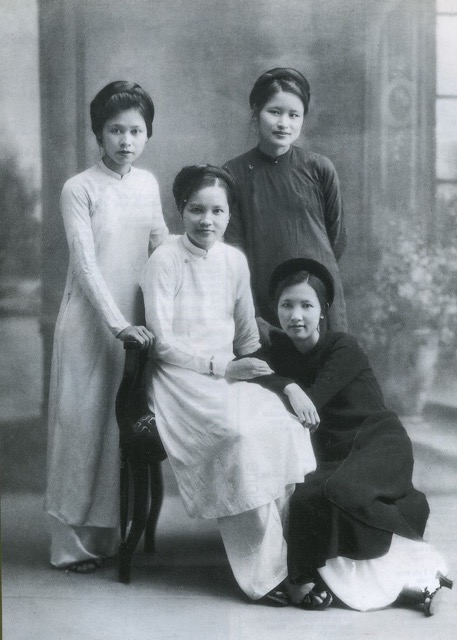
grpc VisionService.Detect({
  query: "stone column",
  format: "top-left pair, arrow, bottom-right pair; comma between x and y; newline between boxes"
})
38,0 -> 86,409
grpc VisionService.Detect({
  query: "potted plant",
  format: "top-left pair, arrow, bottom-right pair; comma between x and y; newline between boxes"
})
352,220 -> 457,416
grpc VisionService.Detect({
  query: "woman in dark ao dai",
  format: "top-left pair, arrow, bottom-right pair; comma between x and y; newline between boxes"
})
224,68 -> 347,336
252,257 -> 452,615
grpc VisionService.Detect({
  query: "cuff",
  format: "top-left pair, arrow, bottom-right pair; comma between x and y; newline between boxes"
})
211,354 -> 230,377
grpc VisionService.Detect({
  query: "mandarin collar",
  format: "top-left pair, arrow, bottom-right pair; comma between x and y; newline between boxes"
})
255,145 -> 293,166
97,158 -> 132,180
181,233 -> 211,258
281,329 -> 324,357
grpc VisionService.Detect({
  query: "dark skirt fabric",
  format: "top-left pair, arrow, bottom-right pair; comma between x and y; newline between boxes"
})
287,412 -> 430,582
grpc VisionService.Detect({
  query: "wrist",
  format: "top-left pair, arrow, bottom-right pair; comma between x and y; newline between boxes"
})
284,383 -> 300,397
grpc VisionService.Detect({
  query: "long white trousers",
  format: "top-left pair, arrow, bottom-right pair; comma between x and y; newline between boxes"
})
318,534 -> 449,611
218,485 -> 294,600
49,515 -> 118,567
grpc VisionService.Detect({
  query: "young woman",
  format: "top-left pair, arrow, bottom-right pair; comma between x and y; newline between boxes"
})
224,67 -> 347,335
46,81 -> 169,573
140,165 -> 316,604
257,257 -> 452,615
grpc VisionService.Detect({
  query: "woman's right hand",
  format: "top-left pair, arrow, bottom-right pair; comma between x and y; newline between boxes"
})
225,357 -> 274,381
284,383 -> 320,433
117,325 -> 154,350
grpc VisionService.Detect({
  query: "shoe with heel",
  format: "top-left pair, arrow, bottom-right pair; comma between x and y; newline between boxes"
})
422,573 -> 453,617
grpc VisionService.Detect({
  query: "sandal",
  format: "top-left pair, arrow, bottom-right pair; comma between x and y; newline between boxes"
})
297,584 -> 333,611
422,574 -> 453,617
257,584 -> 290,607
64,558 -> 103,574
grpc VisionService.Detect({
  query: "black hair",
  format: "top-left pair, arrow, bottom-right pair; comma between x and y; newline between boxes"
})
273,270 -> 329,314
249,68 -> 311,116
90,81 -> 155,140
172,165 -> 237,215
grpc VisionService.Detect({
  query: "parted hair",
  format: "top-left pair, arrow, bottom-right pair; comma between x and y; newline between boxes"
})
172,164 -> 237,214
249,68 -> 311,116
90,81 -> 155,140
269,258 -> 335,315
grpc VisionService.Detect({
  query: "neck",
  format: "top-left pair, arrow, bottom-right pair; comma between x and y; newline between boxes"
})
185,233 -> 214,252
292,332 -> 320,354
102,155 -> 131,176
258,140 -> 290,158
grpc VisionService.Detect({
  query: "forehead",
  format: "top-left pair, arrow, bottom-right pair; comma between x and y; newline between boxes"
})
263,90 -> 304,112
187,185 -> 229,204
279,281 -> 319,301
103,108 -> 146,127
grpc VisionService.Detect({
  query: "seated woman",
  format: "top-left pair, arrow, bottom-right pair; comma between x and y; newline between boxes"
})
140,165 -> 316,604
258,257 -> 452,615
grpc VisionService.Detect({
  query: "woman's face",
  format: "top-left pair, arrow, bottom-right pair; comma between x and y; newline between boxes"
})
182,185 -> 230,251
100,108 -> 148,175
256,90 -> 304,157
277,281 -> 322,352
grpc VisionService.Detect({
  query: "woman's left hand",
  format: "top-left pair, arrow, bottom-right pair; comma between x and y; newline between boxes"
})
284,383 -> 320,433
117,325 -> 154,349
225,357 -> 274,380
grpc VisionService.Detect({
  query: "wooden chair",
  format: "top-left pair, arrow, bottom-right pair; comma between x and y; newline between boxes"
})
115,341 -> 167,583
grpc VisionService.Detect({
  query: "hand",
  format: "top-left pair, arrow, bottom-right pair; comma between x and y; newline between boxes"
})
117,325 -> 154,350
256,317 -> 283,347
225,357 -> 274,381
284,383 -> 320,433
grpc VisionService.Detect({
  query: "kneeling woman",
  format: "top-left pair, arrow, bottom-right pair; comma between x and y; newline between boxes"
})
140,166 -> 315,603
261,258 -> 452,615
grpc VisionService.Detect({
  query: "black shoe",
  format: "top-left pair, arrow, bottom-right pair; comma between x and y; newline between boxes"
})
257,585 -> 290,607
422,574 -> 453,617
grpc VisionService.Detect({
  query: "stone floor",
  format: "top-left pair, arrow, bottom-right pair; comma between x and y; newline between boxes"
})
1,315 -> 456,639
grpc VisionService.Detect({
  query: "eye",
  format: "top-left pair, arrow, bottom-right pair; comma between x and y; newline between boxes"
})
131,128 -> 143,135
290,113 -> 301,119
268,109 -> 280,115
110,127 -> 121,134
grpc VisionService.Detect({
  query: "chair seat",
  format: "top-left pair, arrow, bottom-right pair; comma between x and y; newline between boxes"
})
122,413 -> 167,461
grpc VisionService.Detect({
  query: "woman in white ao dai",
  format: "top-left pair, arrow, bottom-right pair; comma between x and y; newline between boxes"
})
140,165 -> 315,602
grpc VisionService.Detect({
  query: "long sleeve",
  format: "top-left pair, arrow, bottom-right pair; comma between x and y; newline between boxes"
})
303,335 -> 368,409
141,247 -> 230,377
320,157 -> 346,261
222,164 -> 246,251
60,180 -> 130,336
232,253 -> 262,356
147,179 -> 169,255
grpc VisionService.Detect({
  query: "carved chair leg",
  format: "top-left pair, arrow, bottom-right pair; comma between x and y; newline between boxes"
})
118,457 -> 150,584
144,461 -> 163,554
119,452 -> 130,543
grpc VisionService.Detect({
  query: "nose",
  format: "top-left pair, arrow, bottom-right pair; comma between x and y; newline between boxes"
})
120,133 -> 132,147
290,304 -> 302,320
277,114 -> 288,129
199,211 -> 213,227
